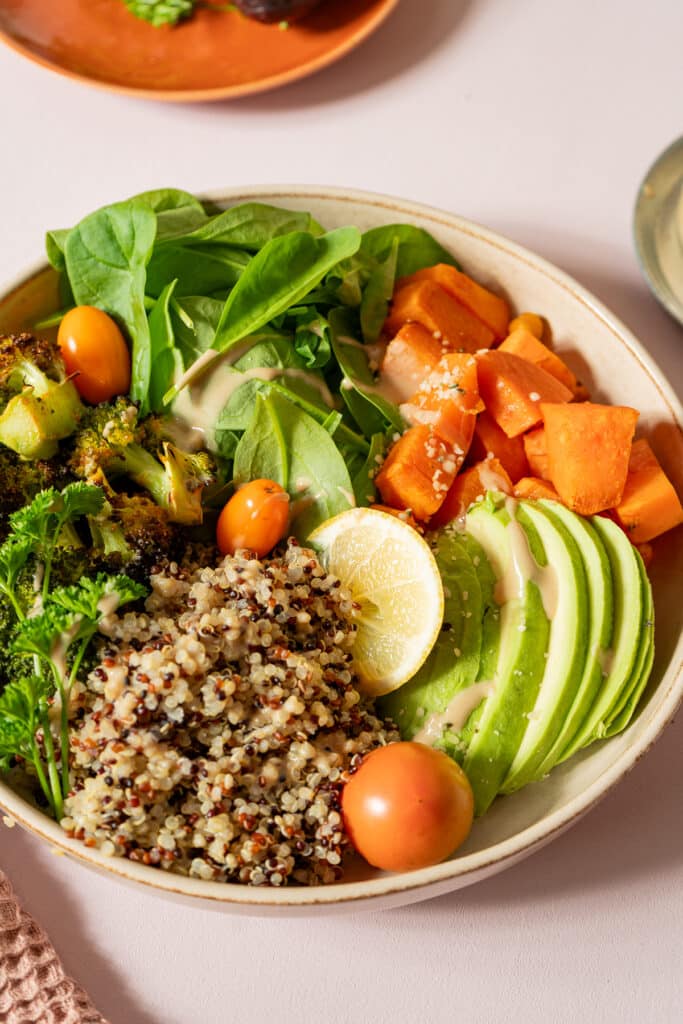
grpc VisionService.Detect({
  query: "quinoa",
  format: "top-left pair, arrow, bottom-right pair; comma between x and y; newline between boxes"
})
61,541 -> 398,886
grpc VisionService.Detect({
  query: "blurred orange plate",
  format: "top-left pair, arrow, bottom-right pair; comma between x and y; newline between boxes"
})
0,0 -> 399,101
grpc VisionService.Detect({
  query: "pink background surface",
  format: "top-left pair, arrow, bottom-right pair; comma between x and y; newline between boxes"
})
0,2 -> 682,1021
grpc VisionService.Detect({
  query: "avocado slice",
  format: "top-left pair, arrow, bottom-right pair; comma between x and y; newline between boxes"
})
501,500 -> 589,793
380,531 -> 488,744
601,546 -> 654,737
557,515 -> 644,763
456,499 -> 551,815
527,501 -> 614,781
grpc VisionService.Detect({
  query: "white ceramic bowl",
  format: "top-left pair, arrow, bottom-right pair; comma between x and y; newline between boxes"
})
1,186 -> 682,915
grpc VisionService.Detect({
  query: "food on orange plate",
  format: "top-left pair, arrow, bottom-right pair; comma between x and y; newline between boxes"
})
341,742 -> 474,872
541,402 -> 639,514
216,478 -> 290,556
58,305 -> 131,404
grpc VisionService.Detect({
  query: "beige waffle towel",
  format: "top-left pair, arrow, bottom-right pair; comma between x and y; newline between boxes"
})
0,868 -> 108,1024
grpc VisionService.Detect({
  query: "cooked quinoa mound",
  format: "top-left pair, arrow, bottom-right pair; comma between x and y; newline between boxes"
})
62,541 -> 398,886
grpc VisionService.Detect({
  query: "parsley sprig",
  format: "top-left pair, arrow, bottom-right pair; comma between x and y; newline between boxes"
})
0,485 -> 146,818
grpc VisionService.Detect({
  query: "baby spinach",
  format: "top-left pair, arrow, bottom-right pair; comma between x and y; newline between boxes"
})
360,237 -> 398,344
234,390 -> 354,538
178,202 -> 320,249
211,227 -> 361,356
360,223 -> 460,278
63,199 -> 157,412
148,280 -> 184,412
146,243 -> 250,299
329,308 -> 404,434
349,431 -> 388,506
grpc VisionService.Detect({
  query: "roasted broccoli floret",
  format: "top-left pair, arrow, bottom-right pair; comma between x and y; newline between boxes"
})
0,448 -> 72,532
87,494 -> 181,572
0,334 -> 83,460
69,399 -> 214,525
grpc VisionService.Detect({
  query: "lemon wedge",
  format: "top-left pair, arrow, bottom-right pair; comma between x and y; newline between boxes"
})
308,508 -> 444,697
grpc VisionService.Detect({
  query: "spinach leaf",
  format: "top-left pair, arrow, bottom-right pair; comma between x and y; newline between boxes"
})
146,243 -> 250,299
212,227 -> 361,355
289,307 -> 332,369
233,390 -> 354,538
45,229 -> 69,272
360,237 -> 398,344
350,432 -> 389,506
179,202 -> 319,249
63,199 -> 157,412
170,295 -> 224,364
148,280 -> 183,412
214,333 -> 328,435
360,224 -> 460,278
329,308 -> 404,434
132,187 -> 208,240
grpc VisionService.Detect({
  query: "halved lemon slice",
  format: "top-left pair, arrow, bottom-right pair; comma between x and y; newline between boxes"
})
309,508 -> 444,697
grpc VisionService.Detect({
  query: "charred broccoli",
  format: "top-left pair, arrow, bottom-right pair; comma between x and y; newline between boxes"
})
0,448 -> 71,531
69,398 -> 215,525
87,493 -> 181,574
0,334 -> 83,460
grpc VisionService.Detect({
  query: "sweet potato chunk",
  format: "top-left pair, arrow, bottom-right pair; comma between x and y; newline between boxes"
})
398,264 -> 510,340
468,410 -> 529,483
522,426 -> 550,479
430,457 -> 513,528
375,425 -> 460,521
614,438 -> 683,542
379,323 -> 446,404
400,353 -> 481,453
385,280 -> 495,353
476,350 -> 573,438
541,402 -> 639,514
514,477 -> 563,502
499,327 -> 578,393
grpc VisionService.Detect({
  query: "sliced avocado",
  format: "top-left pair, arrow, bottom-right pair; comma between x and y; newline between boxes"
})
601,546 -> 655,737
456,498 -> 551,815
501,500 -> 589,793
532,501 -> 615,779
558,515 -> 644,763
380,530 -> 487,743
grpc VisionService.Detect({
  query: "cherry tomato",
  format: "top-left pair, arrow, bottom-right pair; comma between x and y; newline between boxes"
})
58,305 -> 131,404
341,742 -> 474,872
217,479 -> 290,557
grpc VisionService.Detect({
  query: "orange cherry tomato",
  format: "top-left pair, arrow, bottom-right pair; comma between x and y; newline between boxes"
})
58,305 -> 131,404
217,479 -> 290,558
341,742 -> 474,872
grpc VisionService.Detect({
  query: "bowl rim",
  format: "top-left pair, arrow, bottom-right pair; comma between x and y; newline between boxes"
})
1,183 -> 682,910
633,134 -> 683,328
0,0 -> 400,104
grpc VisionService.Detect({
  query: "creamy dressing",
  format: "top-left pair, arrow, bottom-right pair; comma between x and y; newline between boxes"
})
479,461 -> 513,495
172,352 -> 338,451
413,681 -> 495,745
495,498 -> 558,619
96,593 -> 120,617
50,620 -> 83,685
336,486 -> 356,507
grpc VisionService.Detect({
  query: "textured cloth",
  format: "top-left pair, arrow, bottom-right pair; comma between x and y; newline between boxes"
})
0,867 -> 107,1024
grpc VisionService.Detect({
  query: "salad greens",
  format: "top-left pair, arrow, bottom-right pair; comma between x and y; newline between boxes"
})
46,189 -> 455,531
0,484 -> 145,817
